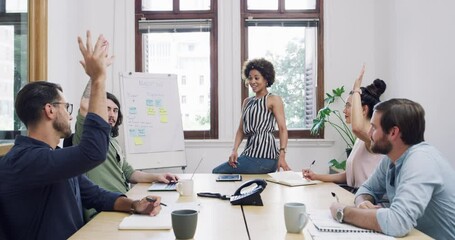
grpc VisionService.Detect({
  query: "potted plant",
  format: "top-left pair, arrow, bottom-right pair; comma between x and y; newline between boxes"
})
310,86 -> 356,171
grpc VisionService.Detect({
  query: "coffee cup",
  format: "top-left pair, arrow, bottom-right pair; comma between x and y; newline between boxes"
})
176,179 -> 193,196
171,209 -> 198,239
284,202 -> 308,233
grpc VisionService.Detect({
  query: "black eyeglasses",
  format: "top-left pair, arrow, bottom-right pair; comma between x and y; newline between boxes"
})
51,102 -> 73,115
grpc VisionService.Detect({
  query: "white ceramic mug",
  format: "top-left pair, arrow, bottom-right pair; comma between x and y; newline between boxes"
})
176,179 -> 194,196
284,202 -> 308,233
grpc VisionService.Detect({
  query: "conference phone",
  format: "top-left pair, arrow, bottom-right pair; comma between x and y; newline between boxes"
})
230,179 -> 267,206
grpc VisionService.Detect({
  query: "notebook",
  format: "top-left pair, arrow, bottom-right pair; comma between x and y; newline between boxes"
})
309,210 -> 377,233
119,214 -> 172,230
118,202 -> 202,230
148,182 -> 177,191
266,171 -> 321,187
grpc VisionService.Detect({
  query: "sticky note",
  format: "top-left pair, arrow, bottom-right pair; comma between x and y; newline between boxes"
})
134,137 -> 143,145
160,115 -> 168,123
137,128 -> 146,136
129,129 -> 137,137
129,107 -> 137,115
159,108 -> 168,115
147,107 -> 156,116
146,99 -> 154,106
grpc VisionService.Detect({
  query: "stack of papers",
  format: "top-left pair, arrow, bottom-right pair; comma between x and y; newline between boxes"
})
266,171 -> 321,187
119,202 -> 201,230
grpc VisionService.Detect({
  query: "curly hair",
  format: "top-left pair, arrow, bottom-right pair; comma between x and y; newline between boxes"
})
107,92 -> 123,138
242,58 -> 276,87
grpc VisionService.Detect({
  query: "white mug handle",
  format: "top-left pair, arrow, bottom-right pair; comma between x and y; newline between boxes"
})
299,212 -> 308,229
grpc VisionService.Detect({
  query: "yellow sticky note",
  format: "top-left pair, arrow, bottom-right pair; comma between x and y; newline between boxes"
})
134,136 -> 143,145
160,115 -> 168,123
159,108 -> 168,115
147,107 -> 156,116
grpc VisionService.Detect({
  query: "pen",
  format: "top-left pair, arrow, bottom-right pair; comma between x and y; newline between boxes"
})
146,196 -> 167,207
331,192 -> 340,203
309,160 -> 316,171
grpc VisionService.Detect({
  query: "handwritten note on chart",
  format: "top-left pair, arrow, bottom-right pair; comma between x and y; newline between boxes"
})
120,73 -> 184,154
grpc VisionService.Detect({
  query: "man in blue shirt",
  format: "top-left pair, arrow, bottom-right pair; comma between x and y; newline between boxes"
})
329,98 -> 455,239
0,31 -> 163,240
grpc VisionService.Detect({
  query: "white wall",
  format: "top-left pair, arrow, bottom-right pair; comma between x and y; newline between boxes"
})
48,0 -> 455,174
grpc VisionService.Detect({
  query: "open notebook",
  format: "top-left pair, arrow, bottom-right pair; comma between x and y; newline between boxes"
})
266,171 -> 321,187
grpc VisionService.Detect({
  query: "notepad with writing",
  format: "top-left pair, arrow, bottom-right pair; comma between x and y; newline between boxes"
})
267,171 -> 321,187
309,210 -> 377,233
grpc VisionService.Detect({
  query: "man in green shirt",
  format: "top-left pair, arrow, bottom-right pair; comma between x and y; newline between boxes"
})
73,81 -> 179,221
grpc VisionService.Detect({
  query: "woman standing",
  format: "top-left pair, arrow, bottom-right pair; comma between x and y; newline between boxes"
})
213,58 -> 291,174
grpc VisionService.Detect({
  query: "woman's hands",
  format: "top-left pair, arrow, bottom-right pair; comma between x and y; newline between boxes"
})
228,151 -> 239,168
277,154 -> 291,171
353,64 -> 366,91
302,169 -> 318,180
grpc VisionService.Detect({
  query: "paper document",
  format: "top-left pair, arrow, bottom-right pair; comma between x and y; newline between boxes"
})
119,202 -> 201,230
267,171 -> 321,187
119,214 -> 172,230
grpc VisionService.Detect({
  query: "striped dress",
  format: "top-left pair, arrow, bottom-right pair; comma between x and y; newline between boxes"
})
241,93 -> 279,160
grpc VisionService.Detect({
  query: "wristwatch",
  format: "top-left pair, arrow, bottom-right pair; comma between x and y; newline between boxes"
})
336,207 -> 345,223
279,147 -> 287,153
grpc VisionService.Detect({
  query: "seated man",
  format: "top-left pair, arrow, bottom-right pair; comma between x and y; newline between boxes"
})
73,82 -> 178,221
0,31 -> 162,240
329,98 -> 455,239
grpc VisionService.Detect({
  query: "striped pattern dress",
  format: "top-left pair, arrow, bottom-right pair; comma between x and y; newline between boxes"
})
241,93 -> 279,160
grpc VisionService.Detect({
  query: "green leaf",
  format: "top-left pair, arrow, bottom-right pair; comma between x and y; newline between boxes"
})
329,159 -> 346,170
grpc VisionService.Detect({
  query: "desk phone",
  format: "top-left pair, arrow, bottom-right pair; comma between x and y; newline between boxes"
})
230,179 -> 267,206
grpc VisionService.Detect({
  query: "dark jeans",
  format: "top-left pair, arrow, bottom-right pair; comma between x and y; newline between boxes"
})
212,155 -> 277,174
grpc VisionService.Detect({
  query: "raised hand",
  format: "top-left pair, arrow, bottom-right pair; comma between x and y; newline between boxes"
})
353,64 -> 366,91
77,31 -> 114,81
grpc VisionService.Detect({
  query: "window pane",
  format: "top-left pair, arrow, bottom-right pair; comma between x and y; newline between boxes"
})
143,32 -> 211,131
180,0 -> 210,11
142,0 -> 173,11
0,14 -> 28,134
247,25 -> 317,129
6,0 -> 28,13
285,0 -> 316,10
247,0 -> 278,10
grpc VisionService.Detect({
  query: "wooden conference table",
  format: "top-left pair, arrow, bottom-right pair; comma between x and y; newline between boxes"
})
69,174 -> 431,240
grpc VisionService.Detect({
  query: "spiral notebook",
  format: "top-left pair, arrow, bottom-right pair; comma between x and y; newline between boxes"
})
309,210 -> 377,233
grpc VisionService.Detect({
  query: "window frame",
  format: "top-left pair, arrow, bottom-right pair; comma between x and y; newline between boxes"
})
135,0 -> 218,139
240,0 -> 324,139
0,0 -> 46,155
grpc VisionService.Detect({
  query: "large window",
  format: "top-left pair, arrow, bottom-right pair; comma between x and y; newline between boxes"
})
0,0 -> 47,145
135,0 -> 218,139
241,0 -> 324,138
0,0 -> 28,138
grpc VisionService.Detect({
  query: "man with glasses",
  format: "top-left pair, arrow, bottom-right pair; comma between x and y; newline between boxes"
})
0,31 -> 163,240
